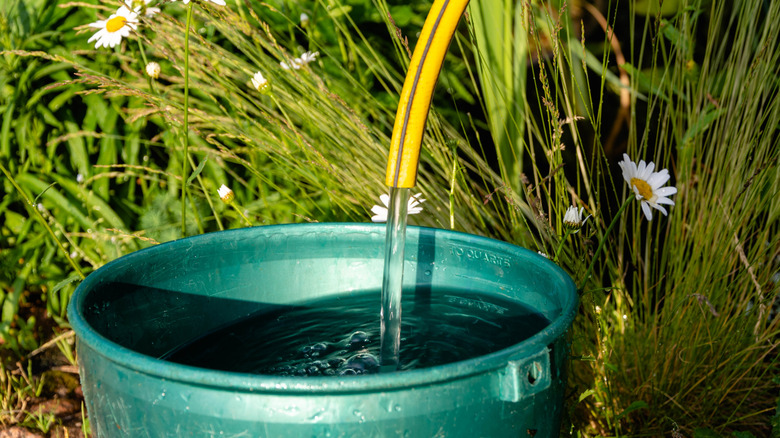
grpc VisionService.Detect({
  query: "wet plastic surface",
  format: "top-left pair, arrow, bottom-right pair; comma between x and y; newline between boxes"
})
69,223 -> 578,437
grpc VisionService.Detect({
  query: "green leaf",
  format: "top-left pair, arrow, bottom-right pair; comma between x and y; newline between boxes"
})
16,173 -> 92,230
49,173 -> 129,231
681,106 -> 726,145
615,400 -> 649,420
3,210 -> 26,234
660,19 -> 691,59
388,5 -> 414,27
578,388 -> 596,403
63,120 -> 89,178
187,156 -> 209,185
50,273 -> 81,296
571,42 -> 644,100
328,6 -> 352,18
621,62 -> 671,103
633,0 -> 681,16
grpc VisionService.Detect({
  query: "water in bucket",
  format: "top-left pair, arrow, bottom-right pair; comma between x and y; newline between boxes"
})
162,290 -> 550,376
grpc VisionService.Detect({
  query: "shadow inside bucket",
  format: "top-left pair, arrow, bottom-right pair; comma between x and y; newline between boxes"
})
81,281 -> 285,358
83,281 -> 551,375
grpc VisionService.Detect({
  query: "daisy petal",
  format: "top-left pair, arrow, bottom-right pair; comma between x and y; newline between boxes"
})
647,172 -> 670,189
371,205 -> 386,215
643,161 -> 655,178
640,202 -> 653,221
651,203 -> 668,216
371,205 -> 388,223
654,186 -> 677,197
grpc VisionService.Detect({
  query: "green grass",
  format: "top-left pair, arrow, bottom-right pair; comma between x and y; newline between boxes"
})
0,0 -> 778,436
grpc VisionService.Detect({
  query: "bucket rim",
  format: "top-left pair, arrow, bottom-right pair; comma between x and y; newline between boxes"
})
68,223 -> 578,394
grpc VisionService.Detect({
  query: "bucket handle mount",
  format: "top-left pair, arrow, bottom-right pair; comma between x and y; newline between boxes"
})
498,347 -> 551,402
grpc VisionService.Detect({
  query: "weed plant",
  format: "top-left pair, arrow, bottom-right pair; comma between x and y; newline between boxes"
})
496,0 -> 780,435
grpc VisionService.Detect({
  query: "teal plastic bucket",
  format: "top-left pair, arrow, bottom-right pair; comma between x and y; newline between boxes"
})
68,223 -> 577,437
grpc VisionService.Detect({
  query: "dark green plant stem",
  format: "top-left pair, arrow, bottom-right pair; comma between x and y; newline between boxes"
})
136,39 -> 155,93
0,162 -> 85,280
553,228 -> 573,263
578,197 -> 633,291
181,2 -> 194,236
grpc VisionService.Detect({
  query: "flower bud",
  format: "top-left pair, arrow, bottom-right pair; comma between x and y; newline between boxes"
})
251,71 -> 270,93
218,184 -> 235,203
146,61 -> 161,79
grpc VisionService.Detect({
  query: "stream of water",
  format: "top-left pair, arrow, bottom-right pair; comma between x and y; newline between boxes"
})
379,187 -> 409,371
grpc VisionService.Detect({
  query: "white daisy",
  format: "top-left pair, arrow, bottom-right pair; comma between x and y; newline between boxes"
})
280,51 -> 319,70
146,61 -> 161,79
618,153 -> 677,221
218,184 -> 234,203
370,193 -> 425,223
250,71 -> 269,92
87,6 -> 139,49
562,205 -> 589,232
298,51 -> 318,65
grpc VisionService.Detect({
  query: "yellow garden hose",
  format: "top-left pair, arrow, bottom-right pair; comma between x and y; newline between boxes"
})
385,0 -> 470,188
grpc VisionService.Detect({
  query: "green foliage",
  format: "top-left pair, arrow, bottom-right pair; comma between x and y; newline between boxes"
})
0,0 -> 778,436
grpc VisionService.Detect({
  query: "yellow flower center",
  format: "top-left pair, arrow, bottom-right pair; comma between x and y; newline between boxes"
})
106,16 -> 127,33
630,178 -> 653,200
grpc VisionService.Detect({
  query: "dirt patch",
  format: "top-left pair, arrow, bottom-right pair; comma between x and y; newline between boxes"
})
1,331 -> 86,437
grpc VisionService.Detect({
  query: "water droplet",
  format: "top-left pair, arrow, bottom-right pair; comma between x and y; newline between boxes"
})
424,270 -> 432,276
385,401 -> 403,413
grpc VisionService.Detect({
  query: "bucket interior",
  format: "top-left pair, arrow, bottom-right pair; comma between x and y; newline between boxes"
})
75,224 -> 575,364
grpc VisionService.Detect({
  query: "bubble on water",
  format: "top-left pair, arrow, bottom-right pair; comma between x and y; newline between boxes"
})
328,358 -> 345,369
310,342 -> 329,357
347,331 -> 370,350
344,353 -> 379,374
